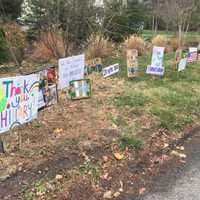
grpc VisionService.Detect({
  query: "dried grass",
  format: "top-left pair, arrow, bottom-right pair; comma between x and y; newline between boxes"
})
152,35 -> 168,47
85,33 -> 114,60
169,37 -> 179,50
32,31 -> 65,62
124,35 -> 145,55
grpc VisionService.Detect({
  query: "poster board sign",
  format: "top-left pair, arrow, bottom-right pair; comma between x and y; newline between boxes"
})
146,46 -> 165,76
102,63 -> 119,78
127,49 -> 138,77
0,74 -> 39,134
178,58 -> 187,72
58,54 -> 85,89
146,65 -> 165,76
188,47 -> 198,63
69,79 -> 91,100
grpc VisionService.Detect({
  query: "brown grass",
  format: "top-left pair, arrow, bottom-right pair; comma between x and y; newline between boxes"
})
85,33 -> 114,60
124,35 -> 145,55
32,31 -> 65,62
4,22 -> 27,65
151,35 -> 168,47
169,37 -> 179,50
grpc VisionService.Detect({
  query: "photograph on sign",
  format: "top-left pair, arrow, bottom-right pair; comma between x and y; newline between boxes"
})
58,54 -> 85,90
127,49 -> 138,78
45,84 -> 58,107
178,58 -> 187,72
0,74 -> 39,134
68,79 -> 91,100
86,58 -> 102,73
102,63 -> 119,78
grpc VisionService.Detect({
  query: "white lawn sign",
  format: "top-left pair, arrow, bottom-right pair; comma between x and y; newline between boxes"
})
102,63 -> 119,78
146,46 -> 165,76
58,54 -> 85,90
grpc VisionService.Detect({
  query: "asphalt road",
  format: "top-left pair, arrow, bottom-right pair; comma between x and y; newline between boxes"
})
142,131 -> 200,200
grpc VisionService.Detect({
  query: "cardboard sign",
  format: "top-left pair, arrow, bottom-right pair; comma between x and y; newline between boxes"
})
178,58 -> 187,72
58,54 -> 85,89
146,46 -> 165,76
188,47 -> 198,63
45,84 -> 58,107
102,63 -> 119,78
127,49 -> 138,77
86,58 -> 102,73
0,74 -> 39,134
69,79 -> 91,100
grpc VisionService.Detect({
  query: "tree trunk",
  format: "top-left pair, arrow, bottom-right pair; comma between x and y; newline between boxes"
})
152,15 -> 155,32
178,24 -> 182,47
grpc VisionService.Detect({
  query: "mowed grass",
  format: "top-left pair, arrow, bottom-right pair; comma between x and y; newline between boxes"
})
142,30 -> 199,44
103,52 -> 200,136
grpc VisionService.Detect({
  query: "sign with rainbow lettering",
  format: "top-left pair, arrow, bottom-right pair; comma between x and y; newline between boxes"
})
0,74 -> 39,134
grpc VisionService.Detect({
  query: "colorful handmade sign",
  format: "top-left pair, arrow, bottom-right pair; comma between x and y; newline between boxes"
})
188,47 -> 198,63
45,84 -> 58,107
0,74 -> 39,134
86,58 -> 102,74
178,58 -> 187,72
68,79 -> 91,100
102,63 -> 119,78
127,49 -> 138,77
58,54 -> 85,89
146,46 -> 165,76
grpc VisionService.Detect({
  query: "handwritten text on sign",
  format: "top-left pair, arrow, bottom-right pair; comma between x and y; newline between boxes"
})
58,54 -> 85,89
102,63 -> 119,78
0,75 -> 39,134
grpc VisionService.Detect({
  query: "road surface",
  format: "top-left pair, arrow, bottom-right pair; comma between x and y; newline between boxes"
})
142,131 -> 200,200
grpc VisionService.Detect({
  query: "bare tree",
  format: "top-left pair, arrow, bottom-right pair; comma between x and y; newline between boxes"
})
157,0 -> 197,46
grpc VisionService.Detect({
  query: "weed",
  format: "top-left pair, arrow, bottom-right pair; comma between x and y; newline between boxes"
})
114,93 -> 150,108
79,161 -> 102,184
118,133 -> 144,151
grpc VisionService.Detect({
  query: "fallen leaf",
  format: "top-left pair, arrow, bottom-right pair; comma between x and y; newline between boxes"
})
114,153 -> 124,160
55,174 -> 63,180
103,156 -> 109,163
176,146 -> 185,151
139,187 -> 146,195
171,150 -> 186,158
113,192 -> 120,198
53,128 -> 64,134
103,190 -> 112,199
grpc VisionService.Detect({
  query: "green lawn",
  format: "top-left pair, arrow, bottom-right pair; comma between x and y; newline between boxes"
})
103,53 -> 200,140
142,30 -> 199,44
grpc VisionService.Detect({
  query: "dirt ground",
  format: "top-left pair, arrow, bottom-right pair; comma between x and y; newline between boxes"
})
0,69 -> 198,200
